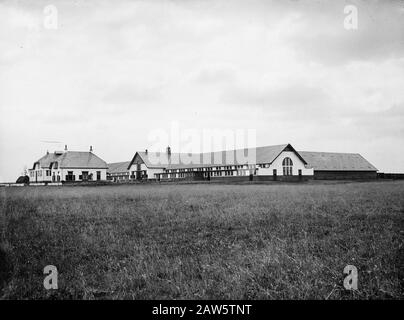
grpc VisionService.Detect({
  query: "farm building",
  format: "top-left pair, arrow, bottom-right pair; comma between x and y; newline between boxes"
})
28,146 -> 108,183
298,151 -> 378,180
127,144 -> 314,182
124,144 -> 378,182
107,161 -> 131,181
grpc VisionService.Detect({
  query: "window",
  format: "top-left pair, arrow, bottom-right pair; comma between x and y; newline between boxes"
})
97,171 -> 101,181
81,171 -> 89,181
46,170 -> 51,176
66,171 -> 75,181
282,157 -> 293,176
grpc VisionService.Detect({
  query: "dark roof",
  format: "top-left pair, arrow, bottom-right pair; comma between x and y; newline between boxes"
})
107,161 -> 131,174
33,151 -> 108,169
130,144 -> 307,169
299,151 -> 378,171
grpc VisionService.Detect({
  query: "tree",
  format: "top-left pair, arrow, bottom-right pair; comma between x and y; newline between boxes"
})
21,165 -> 28,177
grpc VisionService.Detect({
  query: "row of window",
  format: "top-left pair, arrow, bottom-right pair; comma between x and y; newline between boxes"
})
29,170 -> 51,177
160,169 -> 259,178
66,171 -> 102,181
110,172 -> 130,176
157,157 -> 297,177
165,164 -> 258,174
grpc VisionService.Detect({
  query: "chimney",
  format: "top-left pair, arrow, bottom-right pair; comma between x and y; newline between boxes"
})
145,149 -> 148,155
166,146 -> 171,156
90,146 -> 93,152
64,145 -> 68,151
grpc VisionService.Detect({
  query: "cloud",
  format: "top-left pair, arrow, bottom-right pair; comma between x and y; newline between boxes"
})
287,1 -> 404,65
223,82 -> 328,106
220,81 -> 333,123
1,0 -> 404,181
192,64 -> 237,85
350,104 -> 404,138
103,83 -> 163,104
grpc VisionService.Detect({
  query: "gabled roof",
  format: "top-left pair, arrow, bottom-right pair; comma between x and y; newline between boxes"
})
107,161 -> 131,174
129,144 -> 307,169
33,151 -> 108,169
299,151 -> 378,171
33,152 -> 61,169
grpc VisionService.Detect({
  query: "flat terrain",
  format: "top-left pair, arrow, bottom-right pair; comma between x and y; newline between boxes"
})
0,181 -> 403,299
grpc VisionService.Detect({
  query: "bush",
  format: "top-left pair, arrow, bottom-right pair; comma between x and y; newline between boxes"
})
16,176 -> 29,184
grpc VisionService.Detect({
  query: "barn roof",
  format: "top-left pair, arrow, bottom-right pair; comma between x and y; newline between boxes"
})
33,151 -> 108,169
298,151 -> 378,171
130,144 -> 307,169
107,161 -> 131,174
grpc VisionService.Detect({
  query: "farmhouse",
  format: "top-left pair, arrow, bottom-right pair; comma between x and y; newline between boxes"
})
29,146 -> 108,183
107,161 -> 131,182
299,151 -> 378,180
127,144 -> 314,181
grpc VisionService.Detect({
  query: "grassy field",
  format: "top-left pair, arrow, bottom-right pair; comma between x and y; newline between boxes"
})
0,181 -> 403,300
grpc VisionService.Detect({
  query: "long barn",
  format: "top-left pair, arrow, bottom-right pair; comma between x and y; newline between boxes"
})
122,144 -> 378,182
298,151 -> 378,180
107,161 -> 131,182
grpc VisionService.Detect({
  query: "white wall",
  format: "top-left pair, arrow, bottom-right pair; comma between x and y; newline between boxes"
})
29,168 -> 107,182
28,167 -> 54,182
147,167 -> 165,179
128,153 -> 165,180
60,168 -> 107,181
257,151 -> 313,176
128,162 -> 164,179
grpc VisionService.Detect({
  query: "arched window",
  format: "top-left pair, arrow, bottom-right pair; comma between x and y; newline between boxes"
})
282,157 -> 293,176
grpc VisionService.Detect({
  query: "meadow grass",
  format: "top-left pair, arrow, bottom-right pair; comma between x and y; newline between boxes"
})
0,181 -> 403,299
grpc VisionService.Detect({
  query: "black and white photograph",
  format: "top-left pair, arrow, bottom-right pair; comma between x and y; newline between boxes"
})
0,0 -> 403,310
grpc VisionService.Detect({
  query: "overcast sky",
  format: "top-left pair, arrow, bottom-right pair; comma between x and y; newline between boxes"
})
1,0 -> 404,181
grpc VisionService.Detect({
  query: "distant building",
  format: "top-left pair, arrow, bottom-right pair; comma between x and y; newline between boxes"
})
30,143 -> 377,184
128,144 -> 315,181
107,161 -> 131,182
125,144 -> 378,181
298,151 -> 378,180
29,145 -> 108,183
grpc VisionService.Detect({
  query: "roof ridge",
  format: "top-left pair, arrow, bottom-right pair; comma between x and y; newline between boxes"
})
300,150 -> 360,155
138,144 -> 288,156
